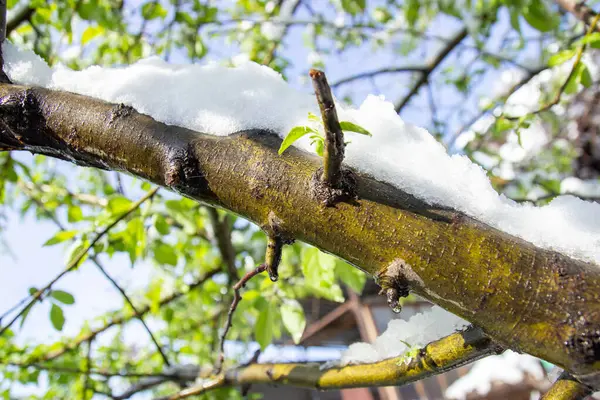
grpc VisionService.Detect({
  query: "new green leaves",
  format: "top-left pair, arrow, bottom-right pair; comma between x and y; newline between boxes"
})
278,112 -> 371,156
278,126 -> 318,155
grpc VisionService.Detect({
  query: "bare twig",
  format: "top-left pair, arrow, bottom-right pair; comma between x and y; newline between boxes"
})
157,375 -> 226,400
541,371 -> 593,399
504,14 -> 600,121
310,69 -> 345,188
395,27 -> 468,113
0,187 -> 159,336
214,264 -> 267,374
261,0 -> 302,66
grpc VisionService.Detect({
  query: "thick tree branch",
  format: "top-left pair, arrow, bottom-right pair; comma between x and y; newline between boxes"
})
395,27 -> 468,113
159,327 -> 498,399
0,85 -> 599,384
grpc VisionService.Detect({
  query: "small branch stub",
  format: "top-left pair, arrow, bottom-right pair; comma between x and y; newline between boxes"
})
265,236 -> 283,282
309,69 -> 345,188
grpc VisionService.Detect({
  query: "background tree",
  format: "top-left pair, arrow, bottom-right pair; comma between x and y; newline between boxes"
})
1,0 -> 600,399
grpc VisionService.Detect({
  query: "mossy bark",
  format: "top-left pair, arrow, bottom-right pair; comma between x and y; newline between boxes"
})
1,84 -> 600,384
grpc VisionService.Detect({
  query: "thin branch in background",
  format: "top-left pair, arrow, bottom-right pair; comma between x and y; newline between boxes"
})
4,361 -> 174,379
446,66 -> 546,150
395,27 -> 468,113
208,207 -> 238,282
261,0 -> 302,66
11,179 -> 167,364
330,66 -> 428,88
541,371 -> 593,399
214,264 -> 267,374
504,14 -> 600,121
93,260 -> 171,366
82,338 -> 93,400
25,268 -> 220,364
6,4 -> 34,36
310,68 -> 345,188
426,80 -> 440,134
0,187 -> 159,337
115,172 -> 125,196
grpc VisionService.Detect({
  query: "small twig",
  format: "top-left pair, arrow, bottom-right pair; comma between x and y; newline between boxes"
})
0,187 -> 159,337
6,4 -> 34,36
505,14 -> 600,121
310,69 -> 345,188
214,264 -> 267,374
541,371 -> 593,399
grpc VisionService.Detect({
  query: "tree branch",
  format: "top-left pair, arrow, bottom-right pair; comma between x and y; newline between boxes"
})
541,372 -> 593,399
159,327 -> 499,400
208,207 -> 238,282
6,4 -> 34,36
395,27 -> 468,113
1,84 -> 599,383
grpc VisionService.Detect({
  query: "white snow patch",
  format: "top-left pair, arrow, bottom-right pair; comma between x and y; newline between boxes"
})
339,306 -> 468,364
561,177 -> 600,197
445,351 -> 545,400
5,42 -> 600,265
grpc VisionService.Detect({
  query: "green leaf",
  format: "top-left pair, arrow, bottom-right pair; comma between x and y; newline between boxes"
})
255,299 -> 274,350
67,206 -> 83,223
581,64 -> 593,88
314,139 -> 324,157
301,247 -> 344,302
154,215 -> 170,235
65,239 -> 89,268
405,0 -> 420,27
50,304 -> 65,331
278,126 -> 317,155
509,8 -> 521,34
81,25 -> 103,45
336,260 -> 366,294
281,300 -> 306,344
108,196 -> 133,215
154,242 -> 178,266
340,121 -> 371,136
575,32 -> 600,49
50,290 -> 75,305
548,49 -> 576,67
141,2 -> 168,20
43,230 -> 78,247
522,0 -> 559,32
19,303 -> 34,329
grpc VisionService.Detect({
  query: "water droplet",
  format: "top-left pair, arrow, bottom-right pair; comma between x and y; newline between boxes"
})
269,274 -> 278,282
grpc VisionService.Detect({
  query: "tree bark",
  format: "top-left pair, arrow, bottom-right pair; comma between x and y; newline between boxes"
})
1,84 -> 600,385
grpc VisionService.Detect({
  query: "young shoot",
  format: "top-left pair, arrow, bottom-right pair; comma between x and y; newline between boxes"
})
278,112 -> 372,156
